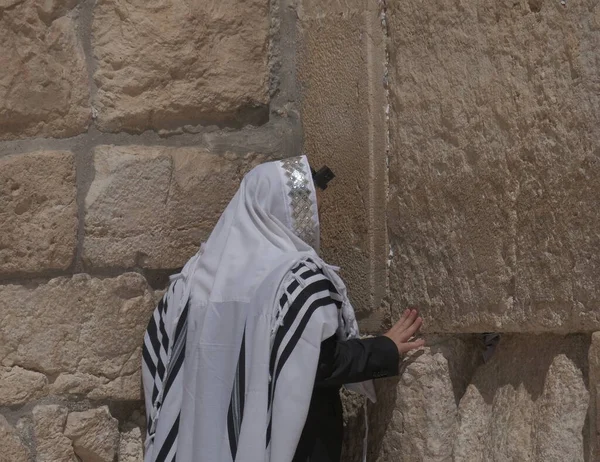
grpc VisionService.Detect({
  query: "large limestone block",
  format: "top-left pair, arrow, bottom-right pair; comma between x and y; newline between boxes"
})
33,405 -> 78,462
0,415 -> 29,462
91,0 -> 269,132
64,407 -> 120,462
387,0 -> 600,333
0,151 -> 77,275
84,145 -> 264,269
372,336 -> 482,462
454,335 -> 589,461
297,0 -> 388,326
0,366 -> 47,406
0,273 -> 156,400
0,0 -> 90,140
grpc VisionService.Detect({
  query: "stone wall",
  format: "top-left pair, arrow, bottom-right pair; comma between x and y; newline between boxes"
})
380,1 -> 600,461
0,0 -> 390,458
1,0 -> 598,461
0,0 -> 300,459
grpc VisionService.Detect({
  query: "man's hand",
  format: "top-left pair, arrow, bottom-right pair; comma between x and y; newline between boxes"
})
384,309 -> 425,354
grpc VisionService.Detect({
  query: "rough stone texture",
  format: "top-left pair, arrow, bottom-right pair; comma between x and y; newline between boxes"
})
0,151 -> 77,276
33,405 -> 77,462
0,366 -> 47,406
589,332 -> 600,461
48,370 -> 141,401
0,0 -> 90,140
454,335 -> 589,462
91,0 -> 269,133
84,145 -> 265,269
64,407 -> 120,462
340,389 -> 367,462
371,336 -> 482,462
0,273 -> 156,400
387,0 -> 600,333
87,370 -> 142,401
0,415 -> 30,462
370,335 -> 591,462
297,0 -> 388,329
118,425 -> 144,462
0,0 -> 596,460
49,372 -> 106,397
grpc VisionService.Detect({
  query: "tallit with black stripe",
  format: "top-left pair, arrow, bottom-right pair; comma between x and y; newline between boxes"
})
141,156 -> 373,462
142,268 -> 192,461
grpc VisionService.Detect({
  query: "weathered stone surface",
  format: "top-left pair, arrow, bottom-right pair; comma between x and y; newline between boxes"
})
87,369 -> 142,401
589,332 -> 600,461
297,0 -> 388,328
64,407 -> 119,462
454,335 -> 589,461
371,335 -> 590,461
372,336 -> 482,462
118,425 -> 144,462
0,151 -> 77,275
340,389 -> 366,462
0,415 -> 29,462
36,0 -> 79,22
50,372 -> 107,397
387,0 -> 600,333
91,0 -> 269,132
0,366 -> 47,406
50,370 -> 142,401
0,1 -> 90,140
0,273 -> 156,400
33,405 -> 77,462
84,145 -> 265,269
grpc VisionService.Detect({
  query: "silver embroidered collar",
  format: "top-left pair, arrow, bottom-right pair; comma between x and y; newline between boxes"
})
279,157 -> 319,249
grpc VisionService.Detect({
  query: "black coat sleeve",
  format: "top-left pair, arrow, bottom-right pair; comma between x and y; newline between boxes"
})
314,335 -> 400,388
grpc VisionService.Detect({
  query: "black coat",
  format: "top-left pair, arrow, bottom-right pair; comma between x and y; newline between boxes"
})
293,336 -> 399,462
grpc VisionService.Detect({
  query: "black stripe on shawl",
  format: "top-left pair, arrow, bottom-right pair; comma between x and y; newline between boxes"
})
274,296 -> 335,389
156,413 -> 180,462
268,265 -> 340,400
269,268 -> 331,365
142,342 -> 157,377
144,291 -> 188,449
268,277 -> 338,401
266,294 -> 337,446
228,328 -> 247,459
158,300 -> 171,353
265,264 -> 340,445
173,299 -> 189,341
287,278 -> 300,295
142,340 -> 156,432
146,313 -> 162,365
285,265 -> 324,296
162,301 -> 189,399
145,302 -> 167,402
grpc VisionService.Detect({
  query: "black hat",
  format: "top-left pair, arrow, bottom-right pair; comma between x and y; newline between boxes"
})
310,166 -> 335,190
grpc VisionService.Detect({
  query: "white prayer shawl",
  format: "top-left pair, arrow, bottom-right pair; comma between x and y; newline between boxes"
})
142,156 -> 374,462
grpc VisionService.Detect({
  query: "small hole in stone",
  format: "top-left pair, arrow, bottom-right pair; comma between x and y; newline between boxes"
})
528,0 -> 542,12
